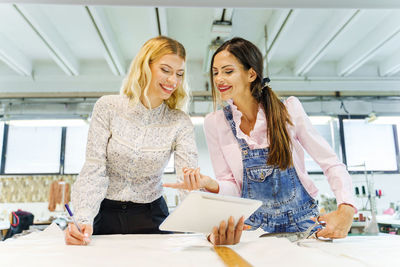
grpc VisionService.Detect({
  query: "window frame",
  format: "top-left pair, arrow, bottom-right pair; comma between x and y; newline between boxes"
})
1,123 -> 64,175
0,114 -> 399,175
305,116 -> 342,174
338,115 -> 400,174
0,121 -> 177,175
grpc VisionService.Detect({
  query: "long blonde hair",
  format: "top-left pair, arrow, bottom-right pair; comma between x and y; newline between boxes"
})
121,36 -> 188,110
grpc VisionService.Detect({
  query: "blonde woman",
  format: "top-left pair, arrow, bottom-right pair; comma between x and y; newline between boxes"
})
65,36 -> 197,245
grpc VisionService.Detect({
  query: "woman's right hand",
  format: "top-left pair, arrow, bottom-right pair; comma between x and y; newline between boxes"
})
64,223 -> 93,245
208,216 -> 245,245
163,167 -> 219,193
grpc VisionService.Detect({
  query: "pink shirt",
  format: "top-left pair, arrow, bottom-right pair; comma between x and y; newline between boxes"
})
204,96 -> 355,208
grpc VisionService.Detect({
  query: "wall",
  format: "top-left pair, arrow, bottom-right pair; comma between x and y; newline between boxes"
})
0,175 -> 76,222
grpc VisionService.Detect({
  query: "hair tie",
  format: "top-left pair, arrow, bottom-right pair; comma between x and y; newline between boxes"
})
262,77 -> 270,87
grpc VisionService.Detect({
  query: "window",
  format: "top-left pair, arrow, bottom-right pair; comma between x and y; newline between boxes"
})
164,154 -> 175,173
370,116 -> 400,156
5,123 -> 62,174
304,116 -> 341,172
64,125 -> 90,174
0,122 -> 4,170
342,118 -> 398,172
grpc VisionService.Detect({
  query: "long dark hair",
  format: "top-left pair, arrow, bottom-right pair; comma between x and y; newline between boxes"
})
210,37 -> 293,169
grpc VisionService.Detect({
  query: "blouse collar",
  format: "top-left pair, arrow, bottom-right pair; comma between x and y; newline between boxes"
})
226,99 -> 267,147
123,94 -> 167,124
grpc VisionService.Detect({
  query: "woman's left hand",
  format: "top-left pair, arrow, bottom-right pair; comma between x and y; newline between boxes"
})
314,204 -> 355,239
208,216 -> 245,245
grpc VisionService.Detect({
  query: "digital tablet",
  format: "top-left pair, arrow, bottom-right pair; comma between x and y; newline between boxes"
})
159,191 -> 262,234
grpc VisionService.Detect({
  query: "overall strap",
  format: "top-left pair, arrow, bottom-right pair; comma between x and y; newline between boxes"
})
223,105 -> 250,150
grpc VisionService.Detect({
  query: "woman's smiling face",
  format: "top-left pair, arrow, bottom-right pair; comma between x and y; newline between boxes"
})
148,53 -> 185,104
212,50 -> 253,102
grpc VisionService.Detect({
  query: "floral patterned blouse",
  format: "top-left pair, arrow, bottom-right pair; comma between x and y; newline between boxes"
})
71,94 -> 198,225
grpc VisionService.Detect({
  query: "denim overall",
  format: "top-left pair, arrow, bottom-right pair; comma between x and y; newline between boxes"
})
223,105 -> 320,233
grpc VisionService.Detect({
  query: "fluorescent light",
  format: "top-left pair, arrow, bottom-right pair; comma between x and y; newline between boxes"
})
190,116 -> 204,125
8,119 -> 88,127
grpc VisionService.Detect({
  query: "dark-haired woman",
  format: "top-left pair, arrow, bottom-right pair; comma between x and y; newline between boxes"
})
165,37 -> 355,245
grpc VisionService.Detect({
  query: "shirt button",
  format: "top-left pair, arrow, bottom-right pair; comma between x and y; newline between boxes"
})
122,204 -> 127,210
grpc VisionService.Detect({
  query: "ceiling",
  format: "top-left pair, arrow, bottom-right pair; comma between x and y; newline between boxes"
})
0,0 -> 400,100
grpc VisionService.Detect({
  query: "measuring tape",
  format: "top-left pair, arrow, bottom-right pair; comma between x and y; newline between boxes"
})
213,246 -> 253,267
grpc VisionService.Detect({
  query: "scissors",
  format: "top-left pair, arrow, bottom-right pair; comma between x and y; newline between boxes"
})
259,216 -> 333,243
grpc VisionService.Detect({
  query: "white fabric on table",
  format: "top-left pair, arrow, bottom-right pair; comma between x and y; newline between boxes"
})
1,223 -> 398,267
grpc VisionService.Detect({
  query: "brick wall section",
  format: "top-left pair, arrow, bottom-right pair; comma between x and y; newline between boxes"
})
0,175 -> 77,203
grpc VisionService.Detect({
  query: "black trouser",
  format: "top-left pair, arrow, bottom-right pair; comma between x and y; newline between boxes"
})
93,197 -> 170,235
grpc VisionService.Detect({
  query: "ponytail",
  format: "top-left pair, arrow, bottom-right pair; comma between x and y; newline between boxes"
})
256,83 -> 293,169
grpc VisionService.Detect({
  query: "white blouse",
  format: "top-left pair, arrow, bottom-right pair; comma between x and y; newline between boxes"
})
71,94 -> 198,224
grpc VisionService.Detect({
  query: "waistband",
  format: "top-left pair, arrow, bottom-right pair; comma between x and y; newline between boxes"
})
101,197 -> 163,210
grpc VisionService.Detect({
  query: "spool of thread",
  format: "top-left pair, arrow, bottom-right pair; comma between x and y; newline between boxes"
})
362,186 -> 366,195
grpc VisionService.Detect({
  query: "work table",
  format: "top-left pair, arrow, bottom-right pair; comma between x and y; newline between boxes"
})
1,223 -> 399,267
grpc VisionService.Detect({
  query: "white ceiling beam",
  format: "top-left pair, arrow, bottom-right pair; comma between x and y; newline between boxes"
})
265,9 -> 297,62
0,74 -> 122,93
270,77 -> 400,92
380,50 -> 400,76
14,4 -> 79,76
86,6 -> 126,76
337,11 -> 400,77
0,33 -> 32,76
2,75 -> 400,94
265,9 -> 290,49
6,0 -> 400,9
157,7 -> 168,36
294,10 -> 361,76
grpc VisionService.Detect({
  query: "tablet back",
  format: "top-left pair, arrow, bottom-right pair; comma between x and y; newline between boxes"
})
159,191 -> 262,234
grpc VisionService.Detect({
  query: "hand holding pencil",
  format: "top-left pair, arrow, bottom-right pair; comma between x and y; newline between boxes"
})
64,204 -> 93,246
